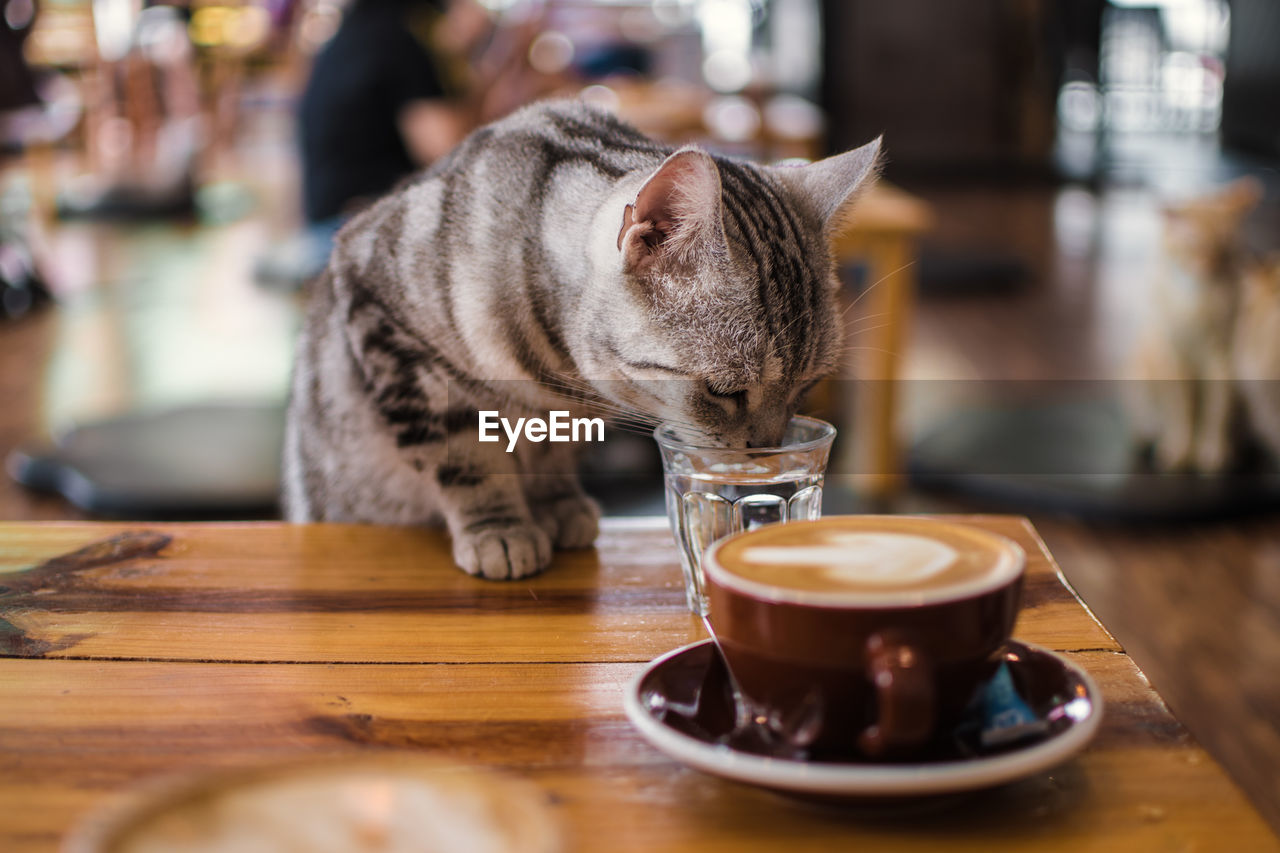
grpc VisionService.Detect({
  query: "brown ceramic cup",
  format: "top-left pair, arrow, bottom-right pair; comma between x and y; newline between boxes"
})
703,516 -> 1026,761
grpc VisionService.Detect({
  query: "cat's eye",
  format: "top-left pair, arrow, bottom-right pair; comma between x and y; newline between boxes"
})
704,382 -> 748,406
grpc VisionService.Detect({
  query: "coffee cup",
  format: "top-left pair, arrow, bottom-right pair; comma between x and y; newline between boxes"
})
703,515 -> 1026,760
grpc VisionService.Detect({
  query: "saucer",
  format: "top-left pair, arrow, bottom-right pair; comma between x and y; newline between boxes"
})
623,639 -> 1102,799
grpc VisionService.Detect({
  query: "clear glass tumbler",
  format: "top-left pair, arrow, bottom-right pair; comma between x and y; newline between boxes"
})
654,416 -> 837,615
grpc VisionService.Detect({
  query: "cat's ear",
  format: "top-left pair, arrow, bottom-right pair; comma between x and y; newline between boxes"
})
769,136 -> 882,233
618,147 -> 726,273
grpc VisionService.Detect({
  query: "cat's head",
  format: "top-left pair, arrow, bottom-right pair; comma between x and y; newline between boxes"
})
1163,178 -> 1262,280
581,138 -> 881,448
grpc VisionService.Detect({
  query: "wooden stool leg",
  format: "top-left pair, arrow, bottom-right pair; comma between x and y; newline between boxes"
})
840,234 -> 916,502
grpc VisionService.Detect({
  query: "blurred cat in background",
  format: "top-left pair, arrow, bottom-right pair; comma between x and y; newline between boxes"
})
1234,256 -> 1280,465
1131,178 -> 1271,474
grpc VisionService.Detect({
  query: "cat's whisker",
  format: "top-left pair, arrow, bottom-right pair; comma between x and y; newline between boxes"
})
536,378 -> 636,412
542,371 -> 598,391
771,309 -> 815,345
838,260 -> 918,321
771,291 -> 877,344
839,345 -> 900,359
569,414 -> 674,440
768,291 -> 890,352
843,311 -> 890,329
608,420 -> 659,436
580,404 -> 656,426
540,374 -> 631,405
539,373 -> 705,432
519,377 -> 664,431
533,389 -> 689,435
537,382 -> 666,424
842,321 -> 893,339
536,383 -> 614,410
544,378 -> 680,425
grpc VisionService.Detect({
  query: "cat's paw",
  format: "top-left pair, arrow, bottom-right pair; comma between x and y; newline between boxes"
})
533,494 -> 601,549
451,521 -> 552,580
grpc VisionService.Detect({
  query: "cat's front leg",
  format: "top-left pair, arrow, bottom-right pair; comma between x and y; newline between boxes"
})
436,442 -> 552,579
521,441 -> 600,550
1193,354 -> 1235,474
337,280 -> 550,578
1152,374 -> 1196,472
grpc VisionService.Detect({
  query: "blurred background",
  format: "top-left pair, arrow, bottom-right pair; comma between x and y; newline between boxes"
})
2,0 -> 1280,829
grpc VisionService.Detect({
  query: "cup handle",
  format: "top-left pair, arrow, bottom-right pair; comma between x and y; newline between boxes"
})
858,632 -> 935,757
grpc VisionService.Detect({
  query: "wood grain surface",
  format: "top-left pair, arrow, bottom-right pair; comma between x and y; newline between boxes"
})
1,516 -> 1276,851
1035,516 -> 1280,838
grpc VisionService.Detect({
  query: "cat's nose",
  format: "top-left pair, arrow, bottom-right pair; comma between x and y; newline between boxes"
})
745,416 -> 788,449
746,430 -> 786,449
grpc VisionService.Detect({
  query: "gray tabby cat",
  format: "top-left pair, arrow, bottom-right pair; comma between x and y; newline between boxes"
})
283,100 -> 880,579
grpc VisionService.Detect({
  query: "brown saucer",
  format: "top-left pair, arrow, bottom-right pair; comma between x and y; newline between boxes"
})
623,639 -> 1102,801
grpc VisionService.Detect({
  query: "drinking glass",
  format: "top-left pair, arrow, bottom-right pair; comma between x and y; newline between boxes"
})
654,416 -> 836,615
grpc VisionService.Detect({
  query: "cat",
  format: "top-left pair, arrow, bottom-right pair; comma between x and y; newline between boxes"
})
1131,178 -> 1262,474
1233,255 -> 1280,465
283,100 -> 880,579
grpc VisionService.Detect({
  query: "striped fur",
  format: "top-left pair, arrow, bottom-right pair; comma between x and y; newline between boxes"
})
284,100 -> 880,579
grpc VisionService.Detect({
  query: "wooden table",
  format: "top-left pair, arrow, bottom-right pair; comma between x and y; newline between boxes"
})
1,516 -> 1275,851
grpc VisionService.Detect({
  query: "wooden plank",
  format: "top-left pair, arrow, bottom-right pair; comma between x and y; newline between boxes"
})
0,517 -> 1119,664
0,652 -> 1274,852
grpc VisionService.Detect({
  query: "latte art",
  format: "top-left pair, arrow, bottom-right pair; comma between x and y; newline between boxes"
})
738,533 -> 959,588
711,517 -> 1024,605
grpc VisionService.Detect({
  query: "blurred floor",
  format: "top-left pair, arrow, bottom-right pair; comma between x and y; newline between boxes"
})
896,178 -> 1280,834
36,219 -> 298,424
0,130 -> 1278,835
906,182 -> 1170,381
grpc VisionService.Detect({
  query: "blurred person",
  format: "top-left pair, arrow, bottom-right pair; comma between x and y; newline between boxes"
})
297,0 -> 453,228
267,0 -> 563,287
1,0 -> 52,318
1,0 -> 40,127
